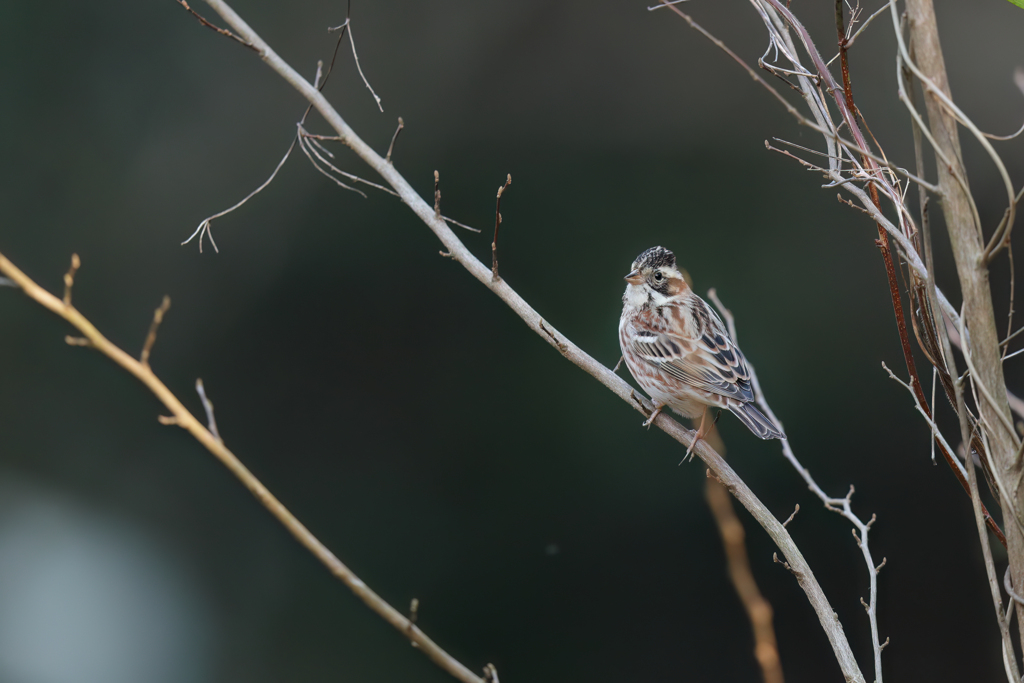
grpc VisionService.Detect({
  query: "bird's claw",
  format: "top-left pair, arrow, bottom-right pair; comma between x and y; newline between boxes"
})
642,404 -> 664,429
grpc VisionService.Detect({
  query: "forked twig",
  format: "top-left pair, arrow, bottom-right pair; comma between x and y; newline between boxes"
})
182,136 -> 297,253
329,18 -> 383,112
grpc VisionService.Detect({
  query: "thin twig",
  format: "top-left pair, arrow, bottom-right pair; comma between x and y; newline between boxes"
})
297,127 -> 398,197
62,253 -> 80,306
783,504 -> 800,527
195,378 -> 222,443
844,0 -> 894,49
442,216 -> 482,234
175,0 -> 256,51
329,18 -> 383,112
140,296 -> 172,369
491,174 -> 511,282
434,170 -> 441,219
386,117 -> 404,163
182,136 -> 297,253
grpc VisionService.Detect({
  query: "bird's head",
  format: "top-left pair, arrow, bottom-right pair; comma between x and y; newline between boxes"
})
623,246 -> 688,306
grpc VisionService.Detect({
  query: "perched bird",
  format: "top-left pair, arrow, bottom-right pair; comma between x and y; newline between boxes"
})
618,246 -> 785,445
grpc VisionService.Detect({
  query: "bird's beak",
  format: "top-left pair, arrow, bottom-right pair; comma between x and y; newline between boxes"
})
624,269 -> 643,285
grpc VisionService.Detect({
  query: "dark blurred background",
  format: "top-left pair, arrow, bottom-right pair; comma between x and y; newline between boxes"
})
2,1 -> 1024,681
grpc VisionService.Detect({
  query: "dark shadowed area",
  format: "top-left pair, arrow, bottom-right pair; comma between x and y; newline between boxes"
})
2,1 -> 1024,681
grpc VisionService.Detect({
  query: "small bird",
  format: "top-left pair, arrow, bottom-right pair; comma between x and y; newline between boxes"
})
618,246 -> 785,447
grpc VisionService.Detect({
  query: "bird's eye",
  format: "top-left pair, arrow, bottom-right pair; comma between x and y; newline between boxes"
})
653,271 -> 663,282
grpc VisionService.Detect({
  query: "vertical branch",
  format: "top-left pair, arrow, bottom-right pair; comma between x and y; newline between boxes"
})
832,0 -> 924,427
905,0 -> 1023,651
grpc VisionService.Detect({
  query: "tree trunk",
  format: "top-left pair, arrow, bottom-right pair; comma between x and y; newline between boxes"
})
905,0 -> 1024,652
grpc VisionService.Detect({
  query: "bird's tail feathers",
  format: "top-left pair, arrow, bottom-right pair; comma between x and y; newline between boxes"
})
729,402 -> 786,441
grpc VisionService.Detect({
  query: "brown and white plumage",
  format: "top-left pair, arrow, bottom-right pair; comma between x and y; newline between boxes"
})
618,246 -> 784,441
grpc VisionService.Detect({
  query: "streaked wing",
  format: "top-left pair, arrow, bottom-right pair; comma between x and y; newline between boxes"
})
630,298 -> 755,403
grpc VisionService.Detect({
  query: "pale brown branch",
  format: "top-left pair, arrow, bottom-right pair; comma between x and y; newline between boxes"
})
0,249 -> 485,683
